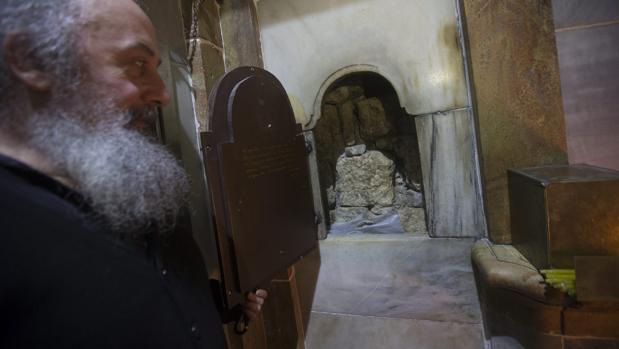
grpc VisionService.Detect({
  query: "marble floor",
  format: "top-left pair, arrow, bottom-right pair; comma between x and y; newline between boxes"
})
294,234 -> 487,349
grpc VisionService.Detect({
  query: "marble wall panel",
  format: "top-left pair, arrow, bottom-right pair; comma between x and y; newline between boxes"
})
295,237 -> 481,324
461,0 -> 568,243
305,312 -> 484,349
554,9 -> 619,171
552,0 -> 619,29
256,0 -> 468,121
415,109 -> 485,237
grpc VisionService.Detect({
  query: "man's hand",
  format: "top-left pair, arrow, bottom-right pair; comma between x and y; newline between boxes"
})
242,289 -> 268,321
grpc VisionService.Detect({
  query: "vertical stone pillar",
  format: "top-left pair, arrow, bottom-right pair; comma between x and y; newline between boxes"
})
460,0 -> 568,243
219,0 -> 263,70
191,0 -> 226,132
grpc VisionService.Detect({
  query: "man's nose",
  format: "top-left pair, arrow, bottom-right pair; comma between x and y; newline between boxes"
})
144,72 -> 171,106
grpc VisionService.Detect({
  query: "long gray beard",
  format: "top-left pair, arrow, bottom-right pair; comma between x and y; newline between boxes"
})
26,101 -> 189,234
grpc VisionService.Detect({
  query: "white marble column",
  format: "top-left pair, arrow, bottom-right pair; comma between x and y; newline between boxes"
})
416,109 -> 486,237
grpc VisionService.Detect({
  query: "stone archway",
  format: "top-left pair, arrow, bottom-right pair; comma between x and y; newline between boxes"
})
312,71 -> 428,235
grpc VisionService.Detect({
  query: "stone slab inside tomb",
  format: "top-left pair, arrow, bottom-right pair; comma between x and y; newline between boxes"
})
314,79 -> 428,236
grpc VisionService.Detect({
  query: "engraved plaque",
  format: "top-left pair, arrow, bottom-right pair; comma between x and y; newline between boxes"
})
201,67 -> 316,309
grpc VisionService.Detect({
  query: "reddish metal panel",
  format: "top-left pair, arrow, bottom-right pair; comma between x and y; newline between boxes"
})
201,67 -> 317,309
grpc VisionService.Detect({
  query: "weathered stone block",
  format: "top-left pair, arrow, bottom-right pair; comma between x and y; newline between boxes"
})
375,136 -> 396,151
397,207 -> 427,234
369,205 -> 396,217
339,101 -> 360,146
323,85 -> 364,105
357,97 -> 391,140
395,186 -> 423,208
394,136 -> 423,187
332,206 -> 370,223
344,144 -> 366,157
315,104 -> 343,153
336,150 -> 395,207
315,103 -> 344,188
394,172 -> 423,208
326,185 -> 336,209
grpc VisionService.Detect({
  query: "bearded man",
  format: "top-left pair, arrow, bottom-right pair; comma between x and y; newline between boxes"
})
0,0 -> 265,347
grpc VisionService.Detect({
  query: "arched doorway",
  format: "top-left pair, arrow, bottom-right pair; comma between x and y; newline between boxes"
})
312,71 -> 427,236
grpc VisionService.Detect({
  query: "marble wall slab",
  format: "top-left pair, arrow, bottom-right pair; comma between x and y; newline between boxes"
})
294,236 -> 485,349
295,236 -> 482,324
256,0 -> 468,122
305,312 -> 484,349
415,109 -> 486,237
552,0 -> 619,29
553,2 -> 619,171
461,0 -> 568,243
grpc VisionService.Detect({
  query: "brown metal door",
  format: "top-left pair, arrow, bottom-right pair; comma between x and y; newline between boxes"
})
201,67 -> 317,309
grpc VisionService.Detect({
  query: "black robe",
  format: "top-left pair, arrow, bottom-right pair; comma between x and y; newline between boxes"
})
0,154 -> 227,348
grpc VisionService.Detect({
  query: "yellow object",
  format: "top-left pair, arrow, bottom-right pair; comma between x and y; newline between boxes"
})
540,269 -> 576,297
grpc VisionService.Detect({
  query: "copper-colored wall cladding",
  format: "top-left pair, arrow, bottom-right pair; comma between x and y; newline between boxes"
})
461,0 -> 568,244
509,165 -> 619,269
575,256 -> 619,302
201,66 -> 317,309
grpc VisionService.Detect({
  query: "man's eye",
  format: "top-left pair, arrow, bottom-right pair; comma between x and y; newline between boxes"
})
126,60 -> 147,77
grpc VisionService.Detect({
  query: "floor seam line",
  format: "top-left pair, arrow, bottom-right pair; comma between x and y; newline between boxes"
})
309,310 -> 482,325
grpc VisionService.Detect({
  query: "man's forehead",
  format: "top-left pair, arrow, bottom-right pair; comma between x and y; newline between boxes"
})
78,0 -> 155,36
78,0 -> 160,56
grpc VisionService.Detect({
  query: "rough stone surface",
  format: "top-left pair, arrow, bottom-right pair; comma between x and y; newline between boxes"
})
339,101 -> 360,146
462,0 -> 568,243
326,185 -> 336,209
357,97 -> 392,140
315,103 -> 344,188
394,135 -> 424,187
315,85 -> 428,236
345,144 -> 367,157
332,206 -> 370,223
394,172 -> 423,208
375,136 -> 396,151
397,207 -> 428,234
370,205 -> 396,217
395,186 -> 424,208
336,151 -> 395,207
324,85 -> 365,105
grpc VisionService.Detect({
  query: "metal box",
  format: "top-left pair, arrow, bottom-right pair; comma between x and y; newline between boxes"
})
508,165 -> 619,269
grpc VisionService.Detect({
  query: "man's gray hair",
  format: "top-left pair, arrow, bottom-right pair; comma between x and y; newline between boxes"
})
0,0 -> 81,126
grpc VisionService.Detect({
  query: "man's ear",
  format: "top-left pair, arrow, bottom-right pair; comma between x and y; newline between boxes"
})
3,32 -> 52,91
